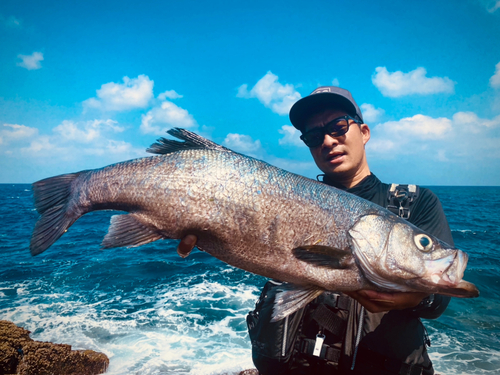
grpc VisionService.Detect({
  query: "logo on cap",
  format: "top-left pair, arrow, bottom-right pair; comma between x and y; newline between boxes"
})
312,87 -> 333,94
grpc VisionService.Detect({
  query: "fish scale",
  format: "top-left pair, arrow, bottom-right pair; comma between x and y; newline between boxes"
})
30,128 -> 479,320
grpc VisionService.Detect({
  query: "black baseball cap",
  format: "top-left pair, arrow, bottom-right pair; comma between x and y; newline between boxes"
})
289,86 -> 364,132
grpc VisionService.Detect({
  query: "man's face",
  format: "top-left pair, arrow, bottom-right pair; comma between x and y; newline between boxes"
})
303,109 -> 371,184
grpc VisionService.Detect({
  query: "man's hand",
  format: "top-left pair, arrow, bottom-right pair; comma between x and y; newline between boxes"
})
346,290 -> 429,313
177,234 -> 198,258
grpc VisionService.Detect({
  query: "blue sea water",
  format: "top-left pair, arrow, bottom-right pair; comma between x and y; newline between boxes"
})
0,184 -> 499,374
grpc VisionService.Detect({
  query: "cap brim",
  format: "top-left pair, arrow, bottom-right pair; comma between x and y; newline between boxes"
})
289,93 -> 357,132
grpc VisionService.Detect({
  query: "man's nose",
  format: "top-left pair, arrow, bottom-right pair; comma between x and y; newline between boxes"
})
322,133 -> 339,148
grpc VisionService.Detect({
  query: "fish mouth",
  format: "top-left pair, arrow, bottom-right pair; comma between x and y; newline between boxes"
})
425,250 -> 467,286
424,250 -> 479,297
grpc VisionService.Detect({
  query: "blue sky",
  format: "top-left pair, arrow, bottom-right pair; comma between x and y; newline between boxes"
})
1,0 -> 499,185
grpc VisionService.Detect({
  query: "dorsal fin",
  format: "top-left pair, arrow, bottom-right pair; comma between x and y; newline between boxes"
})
146,128 -> 232,155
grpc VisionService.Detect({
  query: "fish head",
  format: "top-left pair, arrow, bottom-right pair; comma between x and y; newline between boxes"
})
349,214 -> 479,298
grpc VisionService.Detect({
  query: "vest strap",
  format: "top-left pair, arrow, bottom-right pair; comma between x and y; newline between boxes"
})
311,303 -> 347,337
299,338 -> 341,363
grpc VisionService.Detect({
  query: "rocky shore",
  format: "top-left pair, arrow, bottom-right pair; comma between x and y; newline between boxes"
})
0,320 -> 261,375
0,320 -> 109,375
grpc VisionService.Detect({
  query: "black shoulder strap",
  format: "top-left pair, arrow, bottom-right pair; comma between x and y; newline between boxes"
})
386,184 -> 420,219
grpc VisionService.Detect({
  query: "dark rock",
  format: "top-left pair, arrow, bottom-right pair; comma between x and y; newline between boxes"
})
0,320 -> 109,375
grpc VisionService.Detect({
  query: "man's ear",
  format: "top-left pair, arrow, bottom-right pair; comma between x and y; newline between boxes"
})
360,124 -> 371,145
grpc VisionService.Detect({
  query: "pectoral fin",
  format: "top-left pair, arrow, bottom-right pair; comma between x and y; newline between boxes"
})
272,284 -> 324,322
102,214 -> 164,249
293,245 -> 354,269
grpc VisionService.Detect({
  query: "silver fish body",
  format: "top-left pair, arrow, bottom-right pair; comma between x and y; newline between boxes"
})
30,129 -> 478,318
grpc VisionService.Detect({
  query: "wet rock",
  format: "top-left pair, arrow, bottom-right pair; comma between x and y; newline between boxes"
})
0,320 -> 109,375
238,370 -> 259,375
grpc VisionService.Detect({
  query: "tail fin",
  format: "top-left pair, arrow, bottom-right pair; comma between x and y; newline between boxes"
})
30,173 -> 83,255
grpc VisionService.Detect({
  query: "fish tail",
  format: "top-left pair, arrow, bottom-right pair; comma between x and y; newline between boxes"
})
30,172 -> 84,255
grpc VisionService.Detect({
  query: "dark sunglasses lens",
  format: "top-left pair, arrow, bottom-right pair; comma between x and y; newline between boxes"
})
326,118 -> 349,137
301,117 -> 352,148
301,131 -> 324,148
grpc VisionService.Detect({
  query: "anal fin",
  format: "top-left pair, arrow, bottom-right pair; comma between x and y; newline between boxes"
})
271,284 -> 324,322
101,214 -> 164,249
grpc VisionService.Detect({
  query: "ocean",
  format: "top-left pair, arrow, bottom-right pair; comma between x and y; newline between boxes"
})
0,184 -> 499,374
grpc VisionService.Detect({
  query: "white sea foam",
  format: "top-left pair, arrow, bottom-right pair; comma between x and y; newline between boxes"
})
2,276 -> 499,375
1,277 -> 260,375
428,325 -> 500,374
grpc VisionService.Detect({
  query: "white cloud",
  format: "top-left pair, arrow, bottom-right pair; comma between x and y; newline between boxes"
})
360,103 -> 385,123
82,140 -> 136,156
375,114 -> 452,141
1,15 -> 22,28
487,0 -> 500,12
1,119 -> 141,161
1,124 -> 38,151
140,100 -> 197,135
278,125 -> 304,147
158,90 -> 183,100
366,138 -> 396,153
16,52 -> 43,70
237,71 -> 301,115
236,84 -> 249,98
0,118 -> 150,182
372,67 -> 455,97
332,78 -> 340,87
367,112 -> 500,162
1,124 -> 39,142
53,119 -> 124,143
490,62 -> 500,88
223,133 -> 263,158
105,140 -> 135,154
83,75 -> 154,111
21,135 -> 57,154
452,111 -> 500,132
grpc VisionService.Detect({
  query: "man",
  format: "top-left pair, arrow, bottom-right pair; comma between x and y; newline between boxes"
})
178,87 -> 453,374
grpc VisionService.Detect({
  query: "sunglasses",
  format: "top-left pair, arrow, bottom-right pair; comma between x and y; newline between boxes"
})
300,115 -> 361,148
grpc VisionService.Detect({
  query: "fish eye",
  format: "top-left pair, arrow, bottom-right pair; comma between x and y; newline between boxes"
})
414,234 -> 433,252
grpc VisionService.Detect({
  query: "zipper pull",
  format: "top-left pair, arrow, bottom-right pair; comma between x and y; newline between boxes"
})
313,331 -> 325,357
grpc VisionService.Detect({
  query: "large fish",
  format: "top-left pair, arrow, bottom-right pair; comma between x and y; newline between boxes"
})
30,128 -> 478,319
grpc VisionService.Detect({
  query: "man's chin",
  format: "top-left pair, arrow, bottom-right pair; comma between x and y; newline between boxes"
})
322,163 -> 349,176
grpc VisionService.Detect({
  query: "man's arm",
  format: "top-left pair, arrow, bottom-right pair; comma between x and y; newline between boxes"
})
346,290 -> 429,313
346,290 -> 450,319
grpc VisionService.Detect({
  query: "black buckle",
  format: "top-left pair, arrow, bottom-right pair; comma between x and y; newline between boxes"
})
387,184 -> 418,219
322,293 -> 351,311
